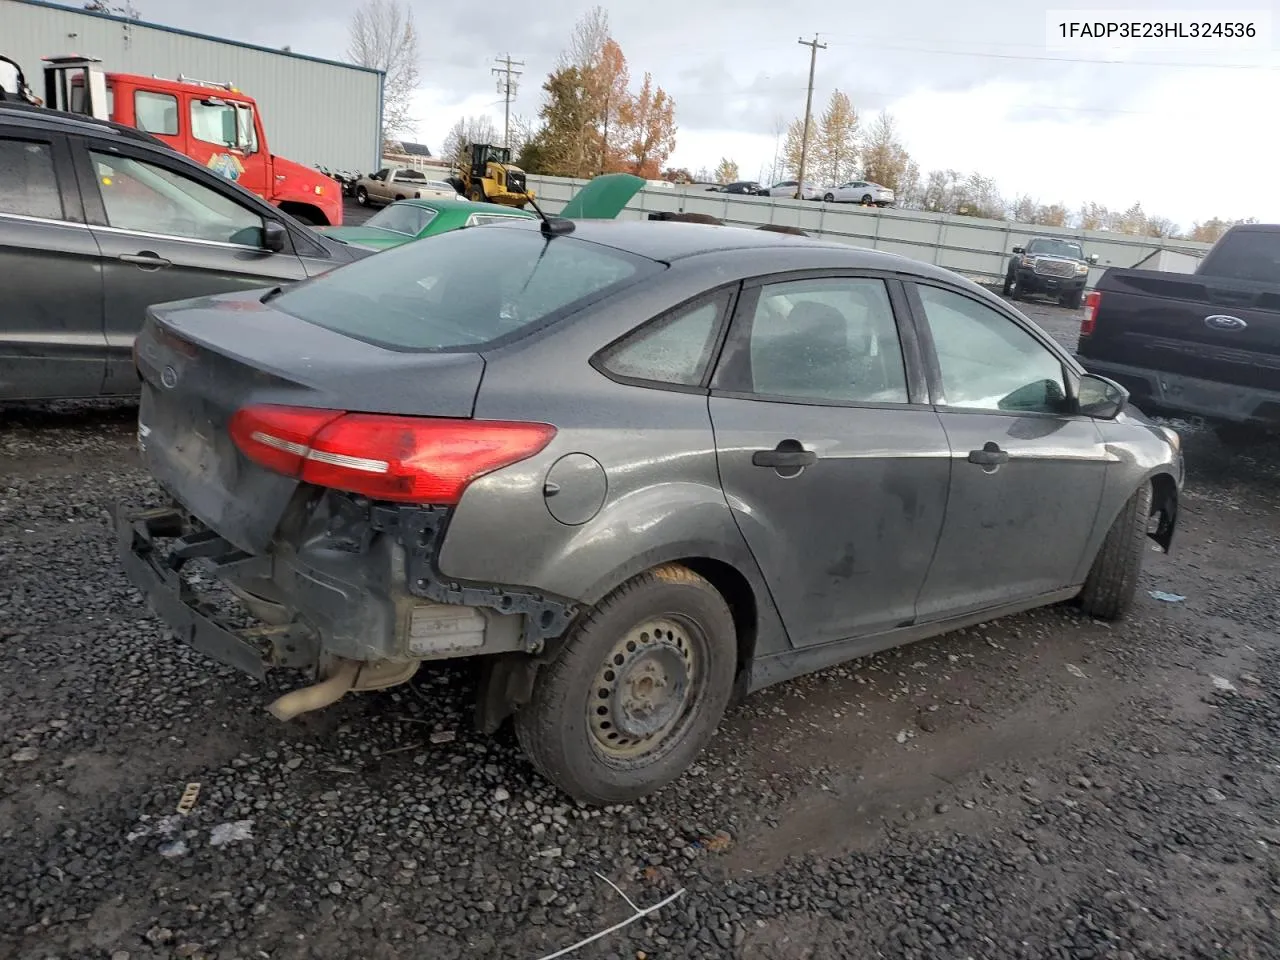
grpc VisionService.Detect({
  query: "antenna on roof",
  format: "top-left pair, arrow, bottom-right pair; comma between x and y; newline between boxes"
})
523,192 -> 574,237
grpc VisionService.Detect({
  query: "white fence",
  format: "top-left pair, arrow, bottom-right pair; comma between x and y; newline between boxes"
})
526,174 -> 1212,289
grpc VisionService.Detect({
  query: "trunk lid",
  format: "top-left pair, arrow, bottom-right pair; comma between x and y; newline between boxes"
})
135,289 -> 485,554
1081,269 -> 1280,390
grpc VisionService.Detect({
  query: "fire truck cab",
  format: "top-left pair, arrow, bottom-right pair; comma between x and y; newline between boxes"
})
40,55 -> 341,226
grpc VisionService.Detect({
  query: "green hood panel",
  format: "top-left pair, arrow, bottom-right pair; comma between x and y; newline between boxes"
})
559,173 -> 645,220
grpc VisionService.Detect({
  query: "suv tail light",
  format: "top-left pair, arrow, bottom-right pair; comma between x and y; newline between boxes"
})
229,404 -> 556,504
1081,291 -> 1102,337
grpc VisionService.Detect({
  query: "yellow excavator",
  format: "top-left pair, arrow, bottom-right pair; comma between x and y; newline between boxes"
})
447,143 -> 533,209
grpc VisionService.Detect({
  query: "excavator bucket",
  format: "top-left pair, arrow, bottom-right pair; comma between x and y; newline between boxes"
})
559,173 -> 645,220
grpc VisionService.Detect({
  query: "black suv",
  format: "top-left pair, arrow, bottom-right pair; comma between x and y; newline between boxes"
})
0,100 -> 372,402
1002,237 -> 1098,309
707,181 -> 762,195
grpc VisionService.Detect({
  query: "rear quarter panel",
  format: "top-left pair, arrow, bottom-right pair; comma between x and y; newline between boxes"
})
434,258 -> 794,659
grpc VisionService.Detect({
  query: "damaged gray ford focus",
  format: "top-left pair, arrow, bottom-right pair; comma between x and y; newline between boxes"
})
118,216 -> 1183,805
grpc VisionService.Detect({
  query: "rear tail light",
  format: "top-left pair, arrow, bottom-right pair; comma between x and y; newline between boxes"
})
1081,291 -> 1101,337
229,404 -> 556,505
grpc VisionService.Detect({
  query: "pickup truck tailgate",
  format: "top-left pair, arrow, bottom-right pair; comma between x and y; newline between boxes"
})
1078,270 -> 1280,391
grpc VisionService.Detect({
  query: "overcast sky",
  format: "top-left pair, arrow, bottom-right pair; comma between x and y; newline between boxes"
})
53,0 -> 1273,228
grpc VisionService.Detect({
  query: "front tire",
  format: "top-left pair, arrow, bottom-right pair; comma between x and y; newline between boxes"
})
1062,288 -> 1084,309
1078,483 -> 1152,620
824,192 -> 835,203
355,186 -> 369,206
1002,270 -> 1014,296
514,564 -> 737,806
861,193 -> 873,204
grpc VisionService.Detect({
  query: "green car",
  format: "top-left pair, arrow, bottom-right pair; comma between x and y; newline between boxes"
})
320,173 -> 647,251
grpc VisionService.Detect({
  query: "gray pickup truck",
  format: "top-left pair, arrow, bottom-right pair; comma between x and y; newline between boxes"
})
1075,223 -> 1280,441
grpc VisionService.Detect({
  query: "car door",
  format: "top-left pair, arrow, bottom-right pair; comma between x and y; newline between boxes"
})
0,126 -> 106,400
72,138 -> 312,396
905,281 -> 1110,620
708,273 -> 951,647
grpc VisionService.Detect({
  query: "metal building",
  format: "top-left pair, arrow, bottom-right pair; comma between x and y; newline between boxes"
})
0,0 -> 384,173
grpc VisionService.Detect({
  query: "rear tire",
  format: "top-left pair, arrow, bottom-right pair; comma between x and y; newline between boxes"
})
1062,288 -> 1084,309
469,184 -> 486,203
824,192 -> 835,203
861,193 -> 872,204
355,186 -> 369,206
514,564 -> 737,806
1002,271 -> 1014,296
1214,422 -> 1270,447
1078,483 -> 1152,621
1007,273 -> 1022,299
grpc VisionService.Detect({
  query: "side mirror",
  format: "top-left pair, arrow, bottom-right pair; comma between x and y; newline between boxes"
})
1076,373 -> 1128,420
1011,246 -> 1024,254
1087,254 -> 1099,264
262,219 -> 287,253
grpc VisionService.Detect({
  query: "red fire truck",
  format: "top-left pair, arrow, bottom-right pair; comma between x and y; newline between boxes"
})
7,54 -> 342,226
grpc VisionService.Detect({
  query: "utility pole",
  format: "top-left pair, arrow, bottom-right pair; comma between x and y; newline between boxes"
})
795,34 -> 826,200
492,53 -> 524,149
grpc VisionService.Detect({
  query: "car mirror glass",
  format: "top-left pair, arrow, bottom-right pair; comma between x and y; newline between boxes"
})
1077,374 -> 1128,420
262,219 -> 287,253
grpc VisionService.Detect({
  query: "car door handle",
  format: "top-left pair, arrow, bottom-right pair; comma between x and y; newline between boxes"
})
119,252 -> 171,269
967,442 -> 1010,466
752,446 -> 818,469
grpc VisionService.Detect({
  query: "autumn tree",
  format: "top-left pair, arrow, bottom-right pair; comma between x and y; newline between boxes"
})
347,0 -> 420,141
596,40 -> 632,173
814,90 -> 859,185
861,111 -> 915,194
520,66 -> 600,177
713,158 -> 740,184
781,117 -> 806,180
1187,216 -> 1256,243
442,115 -> 498,173
615,73 -> 677,178
1144,215 -> 1178,238
662,167 -> 694,183
1012,195 -> 1071,226
1078,202 -> 1113,232
1113,202 -> 1147,235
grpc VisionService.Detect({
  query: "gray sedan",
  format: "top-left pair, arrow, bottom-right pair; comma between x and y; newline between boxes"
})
117,219 -> 1183,805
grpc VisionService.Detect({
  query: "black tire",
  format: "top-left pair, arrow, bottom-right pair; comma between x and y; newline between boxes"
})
861,193 -> 872,204
514,563 -> 738,806
1064,288 -> 1084,310
1078,482 -> 1152,620
469,183 -> 486,203
824,192 -> 835,203
1007,273 -> 1022,299
1002,270 -> 1014,296
355,186 -> 369,206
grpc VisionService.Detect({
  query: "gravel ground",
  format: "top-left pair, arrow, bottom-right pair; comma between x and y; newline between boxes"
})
4,278 -> 1280,960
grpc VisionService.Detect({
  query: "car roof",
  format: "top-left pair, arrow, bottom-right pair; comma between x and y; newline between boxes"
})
397,196 -> 534,216
0,100 -> 166,148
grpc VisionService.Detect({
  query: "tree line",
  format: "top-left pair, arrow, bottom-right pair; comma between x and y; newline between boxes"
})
345,0 -> 1250,244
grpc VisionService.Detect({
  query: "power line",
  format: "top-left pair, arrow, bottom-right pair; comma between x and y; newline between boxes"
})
795,34 -> 826,200
492,53 -> 524,149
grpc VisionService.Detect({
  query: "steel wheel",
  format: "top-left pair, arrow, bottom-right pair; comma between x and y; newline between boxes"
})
587,616 -> 705,766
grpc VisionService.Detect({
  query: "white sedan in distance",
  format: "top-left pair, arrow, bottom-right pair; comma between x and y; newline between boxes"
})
822,180 -> 895,206
760,179 -> 823,201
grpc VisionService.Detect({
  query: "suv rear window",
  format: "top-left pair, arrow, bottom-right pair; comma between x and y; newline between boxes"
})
272,225 -> 656,351
1198,229 -> 1280,283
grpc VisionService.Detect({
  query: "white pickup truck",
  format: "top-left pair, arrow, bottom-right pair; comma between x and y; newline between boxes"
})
353,167 -> 459,207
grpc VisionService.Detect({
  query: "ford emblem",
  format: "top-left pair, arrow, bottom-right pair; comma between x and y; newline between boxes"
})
1204,314 -> 1247,331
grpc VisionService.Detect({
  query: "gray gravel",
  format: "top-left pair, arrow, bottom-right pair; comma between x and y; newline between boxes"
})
3,294 -> 1280,960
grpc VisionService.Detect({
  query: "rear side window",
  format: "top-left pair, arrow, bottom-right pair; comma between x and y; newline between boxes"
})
599,296 -> 727,386
0,138 -> 63,220
272,226 -> 657,351
135,91 -> 178,136
1198,230 -> 1280,283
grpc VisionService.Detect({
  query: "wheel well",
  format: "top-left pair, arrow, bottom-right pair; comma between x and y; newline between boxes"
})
676,557 -> 758,678
277,201 -> 328,226
1148,471 -> 1178,551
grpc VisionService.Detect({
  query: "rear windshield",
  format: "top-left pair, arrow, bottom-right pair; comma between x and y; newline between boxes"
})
273,225 -> 654,351
1198,229 -> 1280,283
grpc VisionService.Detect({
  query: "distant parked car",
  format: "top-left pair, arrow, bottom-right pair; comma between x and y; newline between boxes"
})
0,99 -> 371,401
708,181 -> 763,195
822,180 -> 895,206
760,180 -> 822,201
354,167 -> 458,207
322,197 -> 536,250
119,218 -> 1182,807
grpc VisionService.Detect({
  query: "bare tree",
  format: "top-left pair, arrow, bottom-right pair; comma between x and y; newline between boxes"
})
84,1 -> 141,16
347,0 -> 420,142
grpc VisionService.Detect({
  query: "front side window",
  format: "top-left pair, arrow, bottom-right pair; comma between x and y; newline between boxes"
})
0,138 -> 63,220
190,100 -> 238,148
134,91 -> 178,136
716,277 -> 910,404
365,202 -> 435,236
272,226 -> 654,351
915,284 -> 1068,414
600,297 -> 726,386
89,151 -> 264,246
234,103 -> 259,154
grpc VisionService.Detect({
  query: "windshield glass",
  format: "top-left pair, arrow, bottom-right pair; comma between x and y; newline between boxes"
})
273,226 -> 657,351
364,203 -> 437,236
1026,239 -> 1084,259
